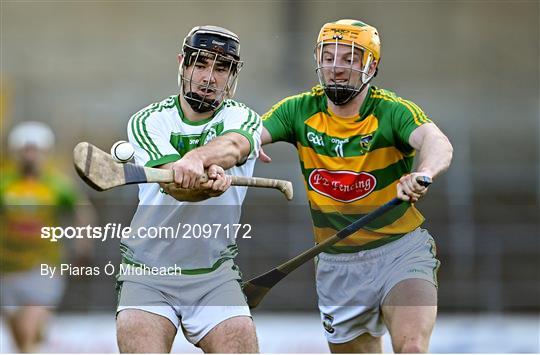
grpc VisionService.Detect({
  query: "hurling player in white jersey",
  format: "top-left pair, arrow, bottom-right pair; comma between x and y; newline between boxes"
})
116,25 -> 261,353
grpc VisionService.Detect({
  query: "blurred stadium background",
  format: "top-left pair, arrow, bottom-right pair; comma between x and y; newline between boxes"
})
1,0 -> 538,353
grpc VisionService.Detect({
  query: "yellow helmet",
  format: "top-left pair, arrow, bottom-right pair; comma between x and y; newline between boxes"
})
317,19 -> 381,64
315,19 -> 381,105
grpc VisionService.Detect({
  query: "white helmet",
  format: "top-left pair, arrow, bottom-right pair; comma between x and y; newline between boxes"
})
8,121 -> 55,151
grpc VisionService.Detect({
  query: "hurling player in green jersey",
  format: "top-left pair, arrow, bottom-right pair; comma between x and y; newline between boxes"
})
260,20 -> 453,353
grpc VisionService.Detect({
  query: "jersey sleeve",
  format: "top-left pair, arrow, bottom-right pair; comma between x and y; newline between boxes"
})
128,112 -> 181,167
391,99 -> 432,153
219,105 -> 262,159
261,97 -> 296,144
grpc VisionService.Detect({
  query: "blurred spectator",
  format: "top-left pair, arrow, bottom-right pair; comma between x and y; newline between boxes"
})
0,121 -> 95,352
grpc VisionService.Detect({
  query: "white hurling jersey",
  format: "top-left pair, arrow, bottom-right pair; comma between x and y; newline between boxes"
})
123,95 -> 261,273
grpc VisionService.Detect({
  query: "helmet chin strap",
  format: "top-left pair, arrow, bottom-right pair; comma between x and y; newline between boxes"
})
184,92 -> 219,113
324,84 -> 361,105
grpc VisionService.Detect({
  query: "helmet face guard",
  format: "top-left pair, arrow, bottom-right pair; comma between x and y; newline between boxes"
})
315,20 -> 381,106
179,26 -> 243,113
315,41 -> 375,105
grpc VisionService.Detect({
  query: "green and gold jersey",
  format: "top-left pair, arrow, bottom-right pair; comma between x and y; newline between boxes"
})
0,167 -> 78,272
263,85 -> 432,252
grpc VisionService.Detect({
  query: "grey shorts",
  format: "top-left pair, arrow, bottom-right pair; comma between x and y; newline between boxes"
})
316,228 -> 440,343
116,259 -> 251,345
0,266 -> 65,314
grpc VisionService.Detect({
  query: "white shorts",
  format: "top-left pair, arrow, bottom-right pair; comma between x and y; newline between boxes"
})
316,228 -> 440,343
116,259 -> 251,345
0,266 -> 65,314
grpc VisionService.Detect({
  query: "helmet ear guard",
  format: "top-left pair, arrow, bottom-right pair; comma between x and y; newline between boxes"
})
178,25 -> 243,113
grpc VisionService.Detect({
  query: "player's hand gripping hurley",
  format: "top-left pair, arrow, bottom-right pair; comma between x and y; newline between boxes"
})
242,176 -> 432,308
73,142 -> 293,200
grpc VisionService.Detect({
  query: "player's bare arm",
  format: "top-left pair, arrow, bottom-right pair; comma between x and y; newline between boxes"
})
397,123 -> 453,202
261,127 -> 273,145
171,132 -> 251,189
258,127 -> 273,163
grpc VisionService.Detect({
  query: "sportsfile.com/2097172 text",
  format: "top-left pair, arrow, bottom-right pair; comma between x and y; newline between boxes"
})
40,223 -> 252,242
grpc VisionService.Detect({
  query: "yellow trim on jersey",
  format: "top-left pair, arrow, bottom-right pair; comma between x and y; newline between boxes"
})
304,113 -> 379,138
298,144 -> 411,172
403,99 -> 431,124
261,88 -> 324,121
371,89 -> 430,126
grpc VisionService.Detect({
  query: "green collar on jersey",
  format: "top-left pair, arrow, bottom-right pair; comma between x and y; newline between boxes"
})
174,95 -> 225,126
358,85 -> 376,120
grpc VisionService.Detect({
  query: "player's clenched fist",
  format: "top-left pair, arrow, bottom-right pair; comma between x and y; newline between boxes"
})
171,153 -> 205,189
397,172 -> 431,202
199,164 -> 232,197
